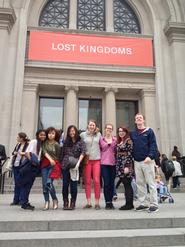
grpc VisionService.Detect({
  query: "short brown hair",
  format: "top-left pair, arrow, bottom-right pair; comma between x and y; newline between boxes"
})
105,123 -> 113,130
135,113 -> 145,120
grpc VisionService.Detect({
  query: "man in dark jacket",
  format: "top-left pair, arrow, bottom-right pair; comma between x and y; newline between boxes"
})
131,113 -> 158,213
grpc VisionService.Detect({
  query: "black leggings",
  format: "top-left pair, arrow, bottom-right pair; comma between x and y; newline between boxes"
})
121,176 -> 134,207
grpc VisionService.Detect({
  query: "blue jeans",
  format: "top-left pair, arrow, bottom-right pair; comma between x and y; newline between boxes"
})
101,165 -> 116,203
62,169 -> 78,201
41,166 -> 57,202
12,166 -> 21,204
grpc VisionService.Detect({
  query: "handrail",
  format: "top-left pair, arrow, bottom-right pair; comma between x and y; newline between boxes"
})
0,158 -> 10,194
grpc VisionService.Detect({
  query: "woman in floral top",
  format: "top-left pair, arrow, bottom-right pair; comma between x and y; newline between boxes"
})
61,125 -> 86,210
116,126 -> 134,210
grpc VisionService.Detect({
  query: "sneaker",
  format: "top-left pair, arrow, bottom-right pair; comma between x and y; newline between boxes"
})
148,206 -> 159,213
10,202 -> 20,206
135,205 -> 149,211
105,203 -> 115,210
21,204 -> 35,211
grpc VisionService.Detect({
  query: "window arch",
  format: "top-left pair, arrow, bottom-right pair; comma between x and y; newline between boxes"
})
77,0 -> 105,31
39,0 -> 69,29
113,0 -> 141,34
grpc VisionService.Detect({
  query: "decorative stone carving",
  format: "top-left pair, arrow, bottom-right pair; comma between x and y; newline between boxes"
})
164,22 -> 185,44
0,8 -> 16,32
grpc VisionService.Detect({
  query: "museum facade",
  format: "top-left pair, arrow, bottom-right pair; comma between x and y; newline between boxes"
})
0,0 -> 185,155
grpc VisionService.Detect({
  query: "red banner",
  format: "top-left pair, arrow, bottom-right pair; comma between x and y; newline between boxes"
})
28,31 -> 154,67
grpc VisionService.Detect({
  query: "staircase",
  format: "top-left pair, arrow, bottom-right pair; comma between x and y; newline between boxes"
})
2,173 -> 185,194
0,193 -> 185,246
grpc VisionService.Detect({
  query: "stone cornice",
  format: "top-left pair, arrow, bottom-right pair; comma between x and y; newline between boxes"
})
0,7 -> 16,32
164,22 -> 185,44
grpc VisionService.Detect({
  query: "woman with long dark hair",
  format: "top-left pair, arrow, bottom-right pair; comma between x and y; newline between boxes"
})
116,127 -> 134,210
61,125 -> 86,210
41,127 -> 61,210
19,130 -> 46,210
10,132 -> 29,206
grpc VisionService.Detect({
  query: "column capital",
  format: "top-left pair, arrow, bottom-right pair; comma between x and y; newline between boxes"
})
104,87 -> 118,94
0,8 -> 16,32
65,85 -> 79,92
164,22 -> 185,44
23,83 -> 39,92
139,88 -> 155,98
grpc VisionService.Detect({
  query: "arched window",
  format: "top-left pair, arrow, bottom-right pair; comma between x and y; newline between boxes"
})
39,0 -> 69,29
113,0 -> 140,33
77,0 -> 105,31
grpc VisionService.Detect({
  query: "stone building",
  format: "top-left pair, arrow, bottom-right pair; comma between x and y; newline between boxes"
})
0,0 -> 185,155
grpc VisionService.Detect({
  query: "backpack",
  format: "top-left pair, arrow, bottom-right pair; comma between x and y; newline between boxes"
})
165,160 -> 175,175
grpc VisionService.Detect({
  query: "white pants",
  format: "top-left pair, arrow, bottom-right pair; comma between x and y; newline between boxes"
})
135,160 -> 158,207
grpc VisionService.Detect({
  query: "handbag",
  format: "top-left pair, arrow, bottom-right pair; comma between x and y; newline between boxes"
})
5,156 -> 13,171
66,156 -> 78,170
81,154 -> 89,166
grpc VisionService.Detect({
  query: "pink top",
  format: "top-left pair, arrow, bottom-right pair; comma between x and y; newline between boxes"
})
99,137 -> 117,166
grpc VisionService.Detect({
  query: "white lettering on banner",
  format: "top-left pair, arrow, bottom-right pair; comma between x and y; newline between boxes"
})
52,42 -> 133,55
52,43 -> 77,51
79,45 -> 132,55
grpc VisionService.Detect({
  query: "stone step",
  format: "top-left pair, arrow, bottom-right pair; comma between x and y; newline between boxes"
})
0,228 -> 185,247
1,217 -> 185,233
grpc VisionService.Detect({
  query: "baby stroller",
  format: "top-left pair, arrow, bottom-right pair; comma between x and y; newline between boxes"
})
157,183 -> 174,203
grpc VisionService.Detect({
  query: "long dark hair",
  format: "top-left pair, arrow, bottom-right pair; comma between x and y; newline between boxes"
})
36,129 -> 46,155
117,126 -> 130,144
64,125 -> 81,147
45,127 -> 59,141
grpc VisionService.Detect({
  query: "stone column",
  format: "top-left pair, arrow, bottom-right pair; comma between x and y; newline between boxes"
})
0,8 -> 16,150
140,89 -> 158,138
21,84 -> 38,140
164,22 -> 185,154
64,86 -> 79,132
106,0 -> 114,32
69,0 -> 77,29
104,88 -> 117,135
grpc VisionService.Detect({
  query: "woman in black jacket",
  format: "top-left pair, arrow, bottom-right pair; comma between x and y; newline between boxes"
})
10,133 -> 29,206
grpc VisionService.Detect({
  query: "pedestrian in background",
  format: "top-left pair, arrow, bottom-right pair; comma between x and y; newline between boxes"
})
172,156 -> 182,188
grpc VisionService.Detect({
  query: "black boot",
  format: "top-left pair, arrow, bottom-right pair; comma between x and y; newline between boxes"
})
63,199 -> 69,210
119,204 -> 134,210
69,199 -> 76,210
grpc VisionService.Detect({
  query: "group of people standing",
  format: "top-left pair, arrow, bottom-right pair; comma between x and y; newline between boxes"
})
9,113 -> 159,213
